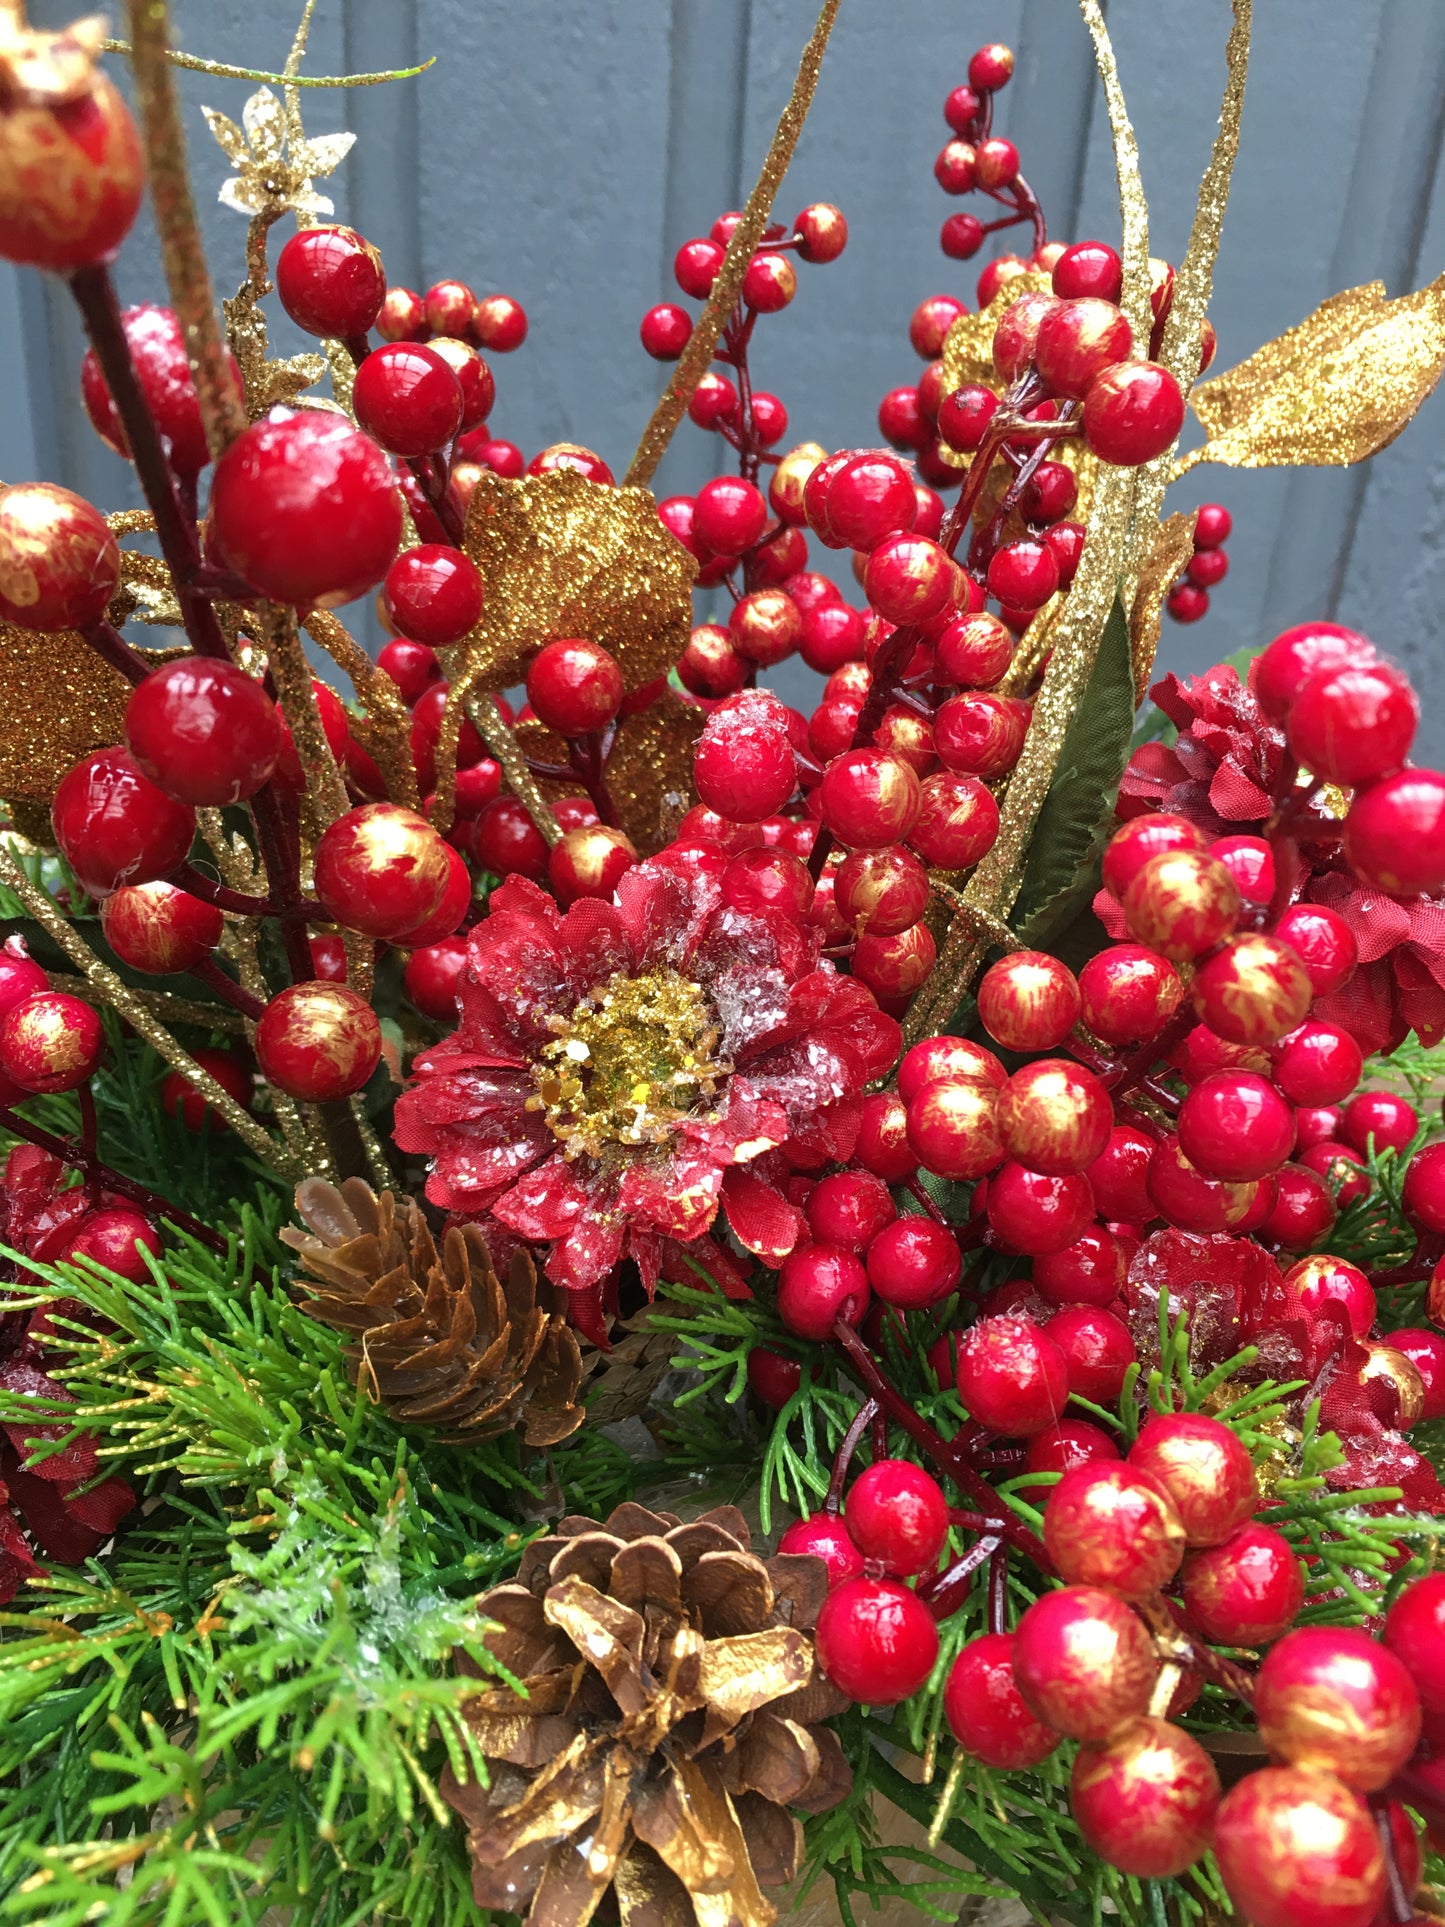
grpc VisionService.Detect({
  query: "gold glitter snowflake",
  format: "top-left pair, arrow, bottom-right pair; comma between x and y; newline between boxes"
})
202,85 -> 353,220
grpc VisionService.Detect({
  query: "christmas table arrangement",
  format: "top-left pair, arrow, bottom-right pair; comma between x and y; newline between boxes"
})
1,2 -> 1444,1923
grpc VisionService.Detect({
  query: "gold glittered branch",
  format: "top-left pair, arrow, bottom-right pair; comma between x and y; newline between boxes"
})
126,0 -> 249,458
467,694 -> 564,847
102,38 -> 436,88
623,0 -> 841,488
1077,0 -> 1151,349
303,610 -> 419,810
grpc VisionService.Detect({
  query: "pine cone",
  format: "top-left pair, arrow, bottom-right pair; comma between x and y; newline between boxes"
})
442,1501 -> 852,1927
282,1178 -> 584,1447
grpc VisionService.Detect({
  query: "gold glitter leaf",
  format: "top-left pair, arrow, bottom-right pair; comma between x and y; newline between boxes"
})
0,624 -> 130,802
1130,510 -> 1199,692
939,272 -> 1052,400
604,695 -> 703,855
1185,272 -> 1445,470
460,469 -> 696,695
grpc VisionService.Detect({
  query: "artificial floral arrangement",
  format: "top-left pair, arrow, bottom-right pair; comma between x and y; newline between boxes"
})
0,2 -> 1442,1925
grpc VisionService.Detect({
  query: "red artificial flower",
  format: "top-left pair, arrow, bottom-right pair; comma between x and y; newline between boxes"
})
1118,664 -> 1285,836
393,865 -> 901,1343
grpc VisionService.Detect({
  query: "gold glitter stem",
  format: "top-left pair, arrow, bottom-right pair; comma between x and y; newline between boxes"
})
126,0 -> 249,460
0,845 -> 290,1171
468,693 -> 563,847
261,606 -> 349,828
106,510 -> 158,538
101,39 -> 437,88
623,0 -> 840,488
45,972 -> 246,1035
349,1095 -> 395,1190
431,649 -> 489,839
304,610 -> 419,809
1078,0 -> 1152,348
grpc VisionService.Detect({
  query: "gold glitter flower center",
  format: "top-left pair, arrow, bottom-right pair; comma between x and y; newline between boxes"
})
531,968 -> 730,1158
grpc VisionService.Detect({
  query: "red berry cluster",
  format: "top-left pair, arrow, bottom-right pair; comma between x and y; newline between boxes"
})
1166,500 -> 1231,624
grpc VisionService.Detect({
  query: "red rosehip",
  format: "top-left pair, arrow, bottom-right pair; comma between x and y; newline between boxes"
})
944,1632 -> 1059,1768
382,546 -> 484,648
1070,1716 -> 1220,1879
1340,1089 -> 1417,1157
254,981 -> 381,1102
1123,849 -> 1239,959
639,302 -> 691,359
472,294 -> 527,352
525,638 -> 624,736
1191,933 -> 1313,1047
125,657 -> 280,807
314,802 -> 451,940
1012,1585 -> 1158,1740
999,1059 -> 1113,1176
777,1512 -> 864,1588
0,991 -> 104,1094
1287,662 -> 1417,788
1025,1418 -> 1122,1474
1270,903 -> 1359,998
956,1313 -> 1069,1433
1051,240 -> 1123,304
1215,1767 -> 1384,1927
1181,1521 -> 1303,1646
275,225 -> 385,338
1254,621 -> 1376,723
776,1243 -> 870,1341
1083,362 -> 1185,466
52,747 -> 195,895
1255,1627 -> 1420,1792
0,482 -> 119,630
1034,297 -> 1132,400
403,935 -> 468,1021
1047,1304 -> 1136,1404
845,1460 -> 948,1577
1177,1070 -> 1296,1182
977,950 -> 1081,1052
815,1575 -> 939,1705
907,771 -> 1000,868
1146,1135 -> 1257,1233
211,409 -> 403,608
1129,1413 -> 1257,1547
866,1216 -> 961,1310
1086,1125 -> 1154,1225
1345,769 -> 1445,897
100,881 -> 221,975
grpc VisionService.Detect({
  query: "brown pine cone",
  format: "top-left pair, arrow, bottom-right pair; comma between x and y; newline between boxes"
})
281,1178 -> 584,1447
442,1501 -> 851,1927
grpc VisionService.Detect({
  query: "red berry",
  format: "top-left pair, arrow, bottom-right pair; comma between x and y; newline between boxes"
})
933,611 -> 1011,687
864,534 -> 958,626
730,588 -> 801,667
1167,583 -> 1209,624
1270,904 -> 1357,996
1012,1585 -> 1158,1740
845,1460 -> 948,1577
639,302 -> 691,359
694,724 -> 795,824
777,1512 -> 864,1587
527,441 -> 613,486
1272,1021 -> 1363,1108
1146,1134 -> 1257,1234
1177,1070 -> 1296,1182
805,1171 -> 893,1251
81,305 -> 241,482
819,749 -> 921,850
275,226 -> 385,338
1078,944 -> 1183,1047
314,802 -> 452,941
976,254 -> 1029,307
992,290 -> 1059,381
988,1163 -> 1096,1255
722,847 -> 813,919
1086,1125 -> 1153,1224
1051,241 -> 1123,304
1254,621 -> 1376,723
63,1206 -> 162,1284
1294,1105 -> 1342,1151
1129,1413 -> 1257,1547
1258,1163 -> 1337,1248
1034,1227 -> 1130,1307
0,991 -> 104,1093
934,137 -> 977,194
956,1314 -> 1069,1433
968,42 -> 1014,90
776,1244 -> 870,1341
910,294 -> 967,360
0,72 -> 143,272
392,841 -> 470,945
1083,362 -> 1185,465
1019,459 -> 1078,525
403,936 -> 468,1021
1280,1254 -> 1376,1337
692,475 -> 767,557
898,1036 -> 1005,1105
833,845 -> 928,936
211,410 -> 402,608
383,546 -> 484,648
742,251 -> 796,312
999,1058 -> 1112,1176
125,657 -> 280,806
52,747 -> 195,895
987,537 -> 1058,611
933,691 -> 1029,779
977,950 -> 1080,1052
866,1217 -> 961,1309
1301,1138 -> 1372,1204
936,383 -> 1000,455
255,981 -> 382,1102
1288,662 -> 1417,787
907,1077 -> 1004,1181
1103,813 -> 1206,899
1384,1571 -> 1445,1718
974,136 -> 1019,189
1034,298 -> 1132,400
1209,833 -> 1275,907
907,771 -> 1000,868
100,881 -> 221,975
815,1576 -> 939,1705
1070,1716 -> 1220,1879
1255,1627 -> 1420,1791
423,280 -> 477,338
1191,934 -> 1313,1047
525,638 -> 624,736
1214,1767 -> 1384,1927
472,294 -> 527,352
1047,1304 -> 1136,1404
1340,1089 -> 1417,1156
1025,1418 -> 1121,1474
855,1092 -> 916,1184
547,825 -> 636,906
824,453 -> 917,552
1181,1521 -> 1303,1645
1186,547 -> 1229,588
793,201 -> 847,263
1193,502 -> 1232,548
1123,850 -> 1239,959
0,482 -> 119,630
352,341 -> 463,455
375,287 -> 424,342
852,923 -> 936,999
944,1632 -> 1059,1768
1345,768 -> 1445,897
0,940 -> 47,1026
159,1047 -> 252,1131
1043,1462 -> 1184,1597
1389,1329 -> 1445,1421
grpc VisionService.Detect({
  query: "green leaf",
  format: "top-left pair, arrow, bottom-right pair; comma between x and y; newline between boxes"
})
1011,597 -> 1135,950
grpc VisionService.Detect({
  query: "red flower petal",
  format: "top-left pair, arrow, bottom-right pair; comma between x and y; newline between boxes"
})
0,1360 -> 97,1484
558,898 -> 634,998
660,1233 -> 753,1300
0,1497 -> 42,1602
720,1167 -> 804,1264
492,1154 -> 592,1241
547,1214 -> 624,1297
617,1151 -> 723,1240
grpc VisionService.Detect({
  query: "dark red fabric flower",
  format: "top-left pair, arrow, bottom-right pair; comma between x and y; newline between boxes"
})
1118,665 -> 1285,836
393,865 -> 901,1341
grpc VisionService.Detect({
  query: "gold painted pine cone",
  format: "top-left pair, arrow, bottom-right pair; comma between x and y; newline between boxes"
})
442,1500 -> 852,1927
282,1177 -> 584,1446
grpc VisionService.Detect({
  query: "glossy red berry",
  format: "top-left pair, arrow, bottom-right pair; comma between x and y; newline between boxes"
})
1146,1135 -> 1256,1234
1344,769 -> 1445,897
353,341 -> 463,456
314,802 -> 451,941
1340,1089 -> 1417,1156
1181,1521 -> 1303,1646
1047,1305 -> 1136,1404
742,250 -> 796,312
977,950 -> 1081,1052
864,533 -> 957,625
639,302 -> 691,359
1070,1717 -> 1220,1879
898,1035 -> 1006,1104
63,1206 -> 162,1284
1287,662 -> 1417,787
819,749 -> 921,851
729,588 -> 801,667
909,294 -> 967,360
210,409 -> 403,608
0,940 -> 48,1026
833,845 -> 927,938
383,546 -> 484,647
1384,1571 -> 1445,1719
254,981 -> 382,1102
777,1512 -> 864,1588
1034,1227 -> 1129,1307
823,453 -> 917,552
0,71 -> 144,272
987,1163 -> 1096,1255
907,772 -> 1000,868
693,474 -> 767,556
866,1217 -> 961,1309
1051,241 -> 1123,304
1270,1021 -> 1362,1110
525,638 -> 624,736
52,748 -> 195,895
936,383 -> 999,454
81,305 -> 239,482
1279,1253 -> 1376,1337
776,1244 -> 870,1341
1129,1413 -> 1258,1548
472,294 -> 528,352
815,1576 -> 940,1705
1214,1766 -> 1384,1927
1012,1585 -> 1158,1740
999,1059 -> 1112,1176
1191,934 -> 1313,1047
1123,850 -> 1239,960
1259,1162 -> 1337,1248
956,1314 -> 1069,1433
854,1092 -> 915,1184
375,287 -> 424,342
125,657 -> 280,807
1177,1071 -> 1296,1182
992,290 -> 1059,381
547,825 -> 637,906
1085,1125 -> 1153,1225
944,1633 -> 1059,1768
1386,1328 -> 1445,1420
907,1077 -> 1004,1182
1102,814 -> 1206,899
1043,1462 -> 1185,1597
845,1460 -> 948,1577
0,482 -> 119,630
1269,904 -> 1356,996
986,537 -> 1058,611
1298,1140 -> 1370,1207
1025,1418 -> 1122,1473
1254,621 -> 1376,723
933,691 -> 1029,779
100,881 -> 221,975
1254,1627 -> 1421,1791
0,991 -> 104,1094
1078,944 -> 1182,1047
275,225 -> 385,338
1083,362 -> 1185,465
1035,298 -> 1132,400
403,936 -> 468,1021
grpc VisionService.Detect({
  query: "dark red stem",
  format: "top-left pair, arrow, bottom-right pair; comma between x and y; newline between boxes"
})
0,1104 -> 225,1252
189,957 -> 267,1022
824,1396 -> 878,1514
80,621 -> 150,688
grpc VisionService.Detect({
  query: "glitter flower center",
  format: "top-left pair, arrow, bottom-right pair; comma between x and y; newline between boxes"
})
532,967 -> 730,1157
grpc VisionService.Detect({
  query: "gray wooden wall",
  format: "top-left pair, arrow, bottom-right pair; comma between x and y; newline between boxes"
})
6,2 -> 1445,750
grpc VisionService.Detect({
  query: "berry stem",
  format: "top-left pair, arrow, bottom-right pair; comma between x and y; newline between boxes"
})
77,1084 -> 98,1164
80,621 -> 151,688
824,1395 -> 879,1513
171,865 -> 274,919
1373,1800 -> 1417,1926
189,957 -> 268,1023
0,1103 -> 225,1252
988,1543 -> 1009,1635
915,1529 -> 1002,1620
565,734 -> 622,830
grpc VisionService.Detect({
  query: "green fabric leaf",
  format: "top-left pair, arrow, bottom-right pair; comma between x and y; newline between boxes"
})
1011,597 -> 1135,951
